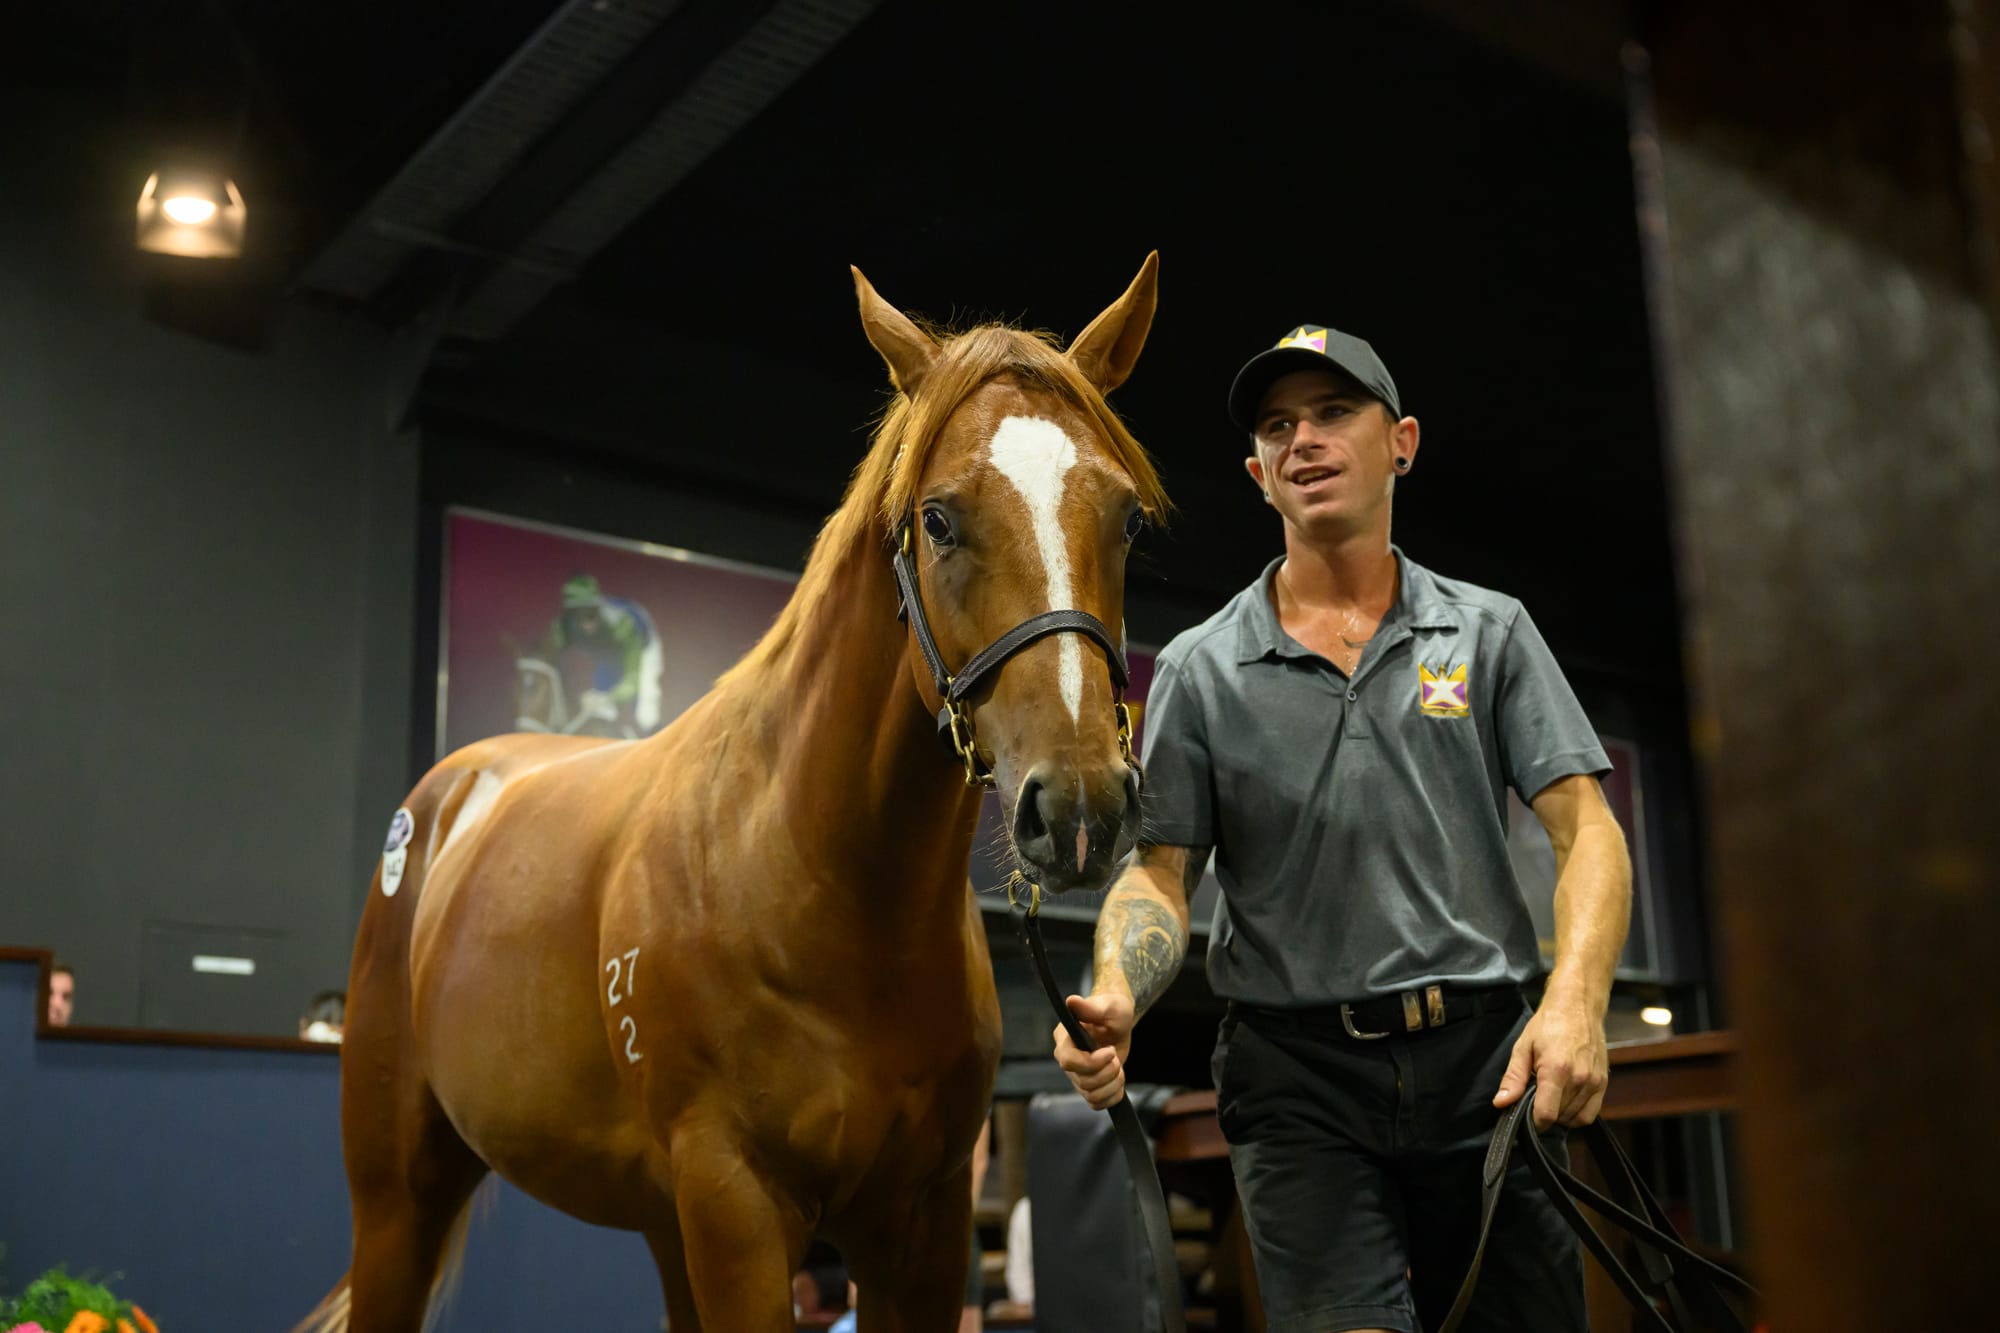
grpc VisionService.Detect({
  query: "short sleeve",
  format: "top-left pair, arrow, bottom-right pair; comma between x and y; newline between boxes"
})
1495,605 -> 1612,801
1136,653 -> 1216,847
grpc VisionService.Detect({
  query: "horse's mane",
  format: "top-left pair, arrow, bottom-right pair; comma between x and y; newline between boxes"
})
722,322 -> 1169,686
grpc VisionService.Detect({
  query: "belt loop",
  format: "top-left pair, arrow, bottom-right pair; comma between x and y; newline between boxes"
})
1425,984 -> 1446,1028
1401,992 -> 1423,1032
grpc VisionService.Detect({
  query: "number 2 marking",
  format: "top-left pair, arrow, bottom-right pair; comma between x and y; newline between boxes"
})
605,947 -> 641,1005
619,1014 -> 643,1063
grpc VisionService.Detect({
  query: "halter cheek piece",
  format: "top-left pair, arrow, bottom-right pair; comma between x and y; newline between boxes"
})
891,518 -> 1139,789
892,516 -> 1184,1333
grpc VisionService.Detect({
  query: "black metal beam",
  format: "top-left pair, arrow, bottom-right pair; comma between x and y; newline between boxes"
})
372,0 -> 786,327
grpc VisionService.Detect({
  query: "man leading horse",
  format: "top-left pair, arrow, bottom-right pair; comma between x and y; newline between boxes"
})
1053,323 -> 1633,1333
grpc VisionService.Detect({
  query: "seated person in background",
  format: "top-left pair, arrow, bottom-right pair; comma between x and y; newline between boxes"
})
829,1280 -> 859,1333
791,1264 -> 848,1325
987,1195 -> 1034,1322
299,990 -> 346,1043
46,961 -> 74,1028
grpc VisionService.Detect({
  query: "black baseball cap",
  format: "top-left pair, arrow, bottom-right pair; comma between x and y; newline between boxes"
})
1227,324 -> 1402,433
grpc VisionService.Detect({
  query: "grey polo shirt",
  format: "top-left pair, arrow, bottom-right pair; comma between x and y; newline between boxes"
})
1139,548 -> 1610,1008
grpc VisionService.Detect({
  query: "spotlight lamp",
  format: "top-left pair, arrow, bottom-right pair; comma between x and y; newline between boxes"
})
136,170 -> 246,258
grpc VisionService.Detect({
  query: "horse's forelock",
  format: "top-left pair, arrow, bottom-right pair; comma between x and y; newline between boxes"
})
875,324 -> 1169,528
721,320 -> 1168,687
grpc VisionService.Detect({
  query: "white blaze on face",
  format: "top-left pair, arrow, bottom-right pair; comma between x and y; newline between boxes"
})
987,415 -> 1083,723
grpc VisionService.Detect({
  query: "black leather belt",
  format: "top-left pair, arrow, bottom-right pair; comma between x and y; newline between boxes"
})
1238,983 -> 1523,1041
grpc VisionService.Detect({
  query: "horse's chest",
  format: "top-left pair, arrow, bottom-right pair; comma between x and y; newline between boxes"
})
753,1026 -> 992,1199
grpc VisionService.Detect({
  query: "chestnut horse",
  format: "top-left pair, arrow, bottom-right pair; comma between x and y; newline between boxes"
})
300,254 -> 1166,1332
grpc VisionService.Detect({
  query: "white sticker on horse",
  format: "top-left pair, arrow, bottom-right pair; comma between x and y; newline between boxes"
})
381,807 -> 414,897
988,415 -> 1083,723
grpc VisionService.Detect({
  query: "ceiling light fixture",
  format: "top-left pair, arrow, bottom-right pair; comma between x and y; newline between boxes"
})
137,170 -> 246,258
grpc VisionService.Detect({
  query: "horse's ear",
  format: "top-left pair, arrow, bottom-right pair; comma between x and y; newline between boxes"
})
1068,251 -> 1159,394
852,265 -> 939,398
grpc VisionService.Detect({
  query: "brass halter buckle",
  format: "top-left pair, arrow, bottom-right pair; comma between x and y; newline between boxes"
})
945,695 -> 992,789
1005,871 -> 1044,917
1115,701 -> 1137,768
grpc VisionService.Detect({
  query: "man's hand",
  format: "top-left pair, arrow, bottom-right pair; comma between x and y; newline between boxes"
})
1493,992 -> 1609,1129
1500,774 -> 1630,1130
1050,843 -> 1199,1112
1053,991 -> 1137,1110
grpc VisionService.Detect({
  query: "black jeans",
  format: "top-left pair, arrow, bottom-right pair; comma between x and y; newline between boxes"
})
1212,997 -> 1585,1333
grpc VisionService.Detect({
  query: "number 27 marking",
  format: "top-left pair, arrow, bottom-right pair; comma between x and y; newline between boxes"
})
605,947 -> 641,1005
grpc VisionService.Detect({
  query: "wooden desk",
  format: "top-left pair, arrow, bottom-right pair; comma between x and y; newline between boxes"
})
1604,1030 -> 1737,1118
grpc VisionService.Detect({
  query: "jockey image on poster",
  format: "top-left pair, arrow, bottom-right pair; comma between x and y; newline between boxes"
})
535,572 -> 665,735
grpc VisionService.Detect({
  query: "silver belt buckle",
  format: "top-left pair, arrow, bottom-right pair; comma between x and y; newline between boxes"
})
1339,1002 -> 1393,1040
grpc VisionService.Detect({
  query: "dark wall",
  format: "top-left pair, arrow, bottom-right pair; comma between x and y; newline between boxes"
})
0,85 -> 419,1035
0,957 -> 661,1328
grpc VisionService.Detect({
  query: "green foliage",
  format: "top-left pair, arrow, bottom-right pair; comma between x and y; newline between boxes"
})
0,1265 -> 135,1329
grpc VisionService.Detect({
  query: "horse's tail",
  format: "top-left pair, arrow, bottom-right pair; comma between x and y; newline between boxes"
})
292,1277 -> 351,1333
288,1181 -> 476,1333
420,1177 -> 496,1330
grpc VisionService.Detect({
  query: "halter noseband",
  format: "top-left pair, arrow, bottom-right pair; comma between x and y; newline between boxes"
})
891,518 -> 1137,788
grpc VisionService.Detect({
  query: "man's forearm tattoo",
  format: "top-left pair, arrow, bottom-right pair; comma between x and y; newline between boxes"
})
1112,897 -> 1188,1016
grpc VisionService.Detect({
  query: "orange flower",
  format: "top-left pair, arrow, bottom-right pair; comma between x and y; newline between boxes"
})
116,1321 -> 135,1333
131,1309 -> 159,1333
62,1313 -> 109,1333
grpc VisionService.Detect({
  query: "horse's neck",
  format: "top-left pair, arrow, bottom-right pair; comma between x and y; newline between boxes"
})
747,524 -> 983,906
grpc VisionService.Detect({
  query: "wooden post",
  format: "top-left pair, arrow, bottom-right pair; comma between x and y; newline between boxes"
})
1639,1 -> 2000,1323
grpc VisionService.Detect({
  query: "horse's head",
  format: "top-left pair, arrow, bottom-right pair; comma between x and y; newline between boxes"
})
513,656 -> 565,733
853,254 -> 1167,894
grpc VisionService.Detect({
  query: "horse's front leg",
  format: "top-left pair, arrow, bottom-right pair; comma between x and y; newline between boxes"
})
671,1139 -> 812,1333
849,1165 -> 976,1333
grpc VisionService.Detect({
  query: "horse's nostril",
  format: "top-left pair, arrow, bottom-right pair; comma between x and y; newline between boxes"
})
1015,778 -> 1048,844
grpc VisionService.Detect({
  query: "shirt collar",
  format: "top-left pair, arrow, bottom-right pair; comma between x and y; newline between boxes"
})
1395,549 -> 1458,631
1234,546 -> 1453,665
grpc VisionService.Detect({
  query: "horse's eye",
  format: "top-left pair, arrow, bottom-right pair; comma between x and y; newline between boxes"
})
1124,509 -> 1147,543
921,507 -> 955,547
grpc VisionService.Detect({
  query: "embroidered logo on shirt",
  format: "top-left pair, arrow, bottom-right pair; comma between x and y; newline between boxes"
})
1418,662 -> 1470,717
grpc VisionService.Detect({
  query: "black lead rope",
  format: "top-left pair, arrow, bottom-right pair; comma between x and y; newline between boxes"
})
1438,1085 -> 1757,1333
1015,897 -> 1187,1333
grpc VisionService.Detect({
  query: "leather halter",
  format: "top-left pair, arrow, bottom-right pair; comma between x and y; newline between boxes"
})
892,518 -> 1137,788
891,514 -> 1184,1331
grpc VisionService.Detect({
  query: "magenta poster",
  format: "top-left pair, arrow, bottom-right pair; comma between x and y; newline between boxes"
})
438,509 -> 798,757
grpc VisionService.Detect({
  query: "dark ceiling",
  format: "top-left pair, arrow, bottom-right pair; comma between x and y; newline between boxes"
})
7,0 -> 1685,701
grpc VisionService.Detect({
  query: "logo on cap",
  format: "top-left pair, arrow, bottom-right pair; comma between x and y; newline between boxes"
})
1278,326 -> 1328,354
1418,662 -> 1470,717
